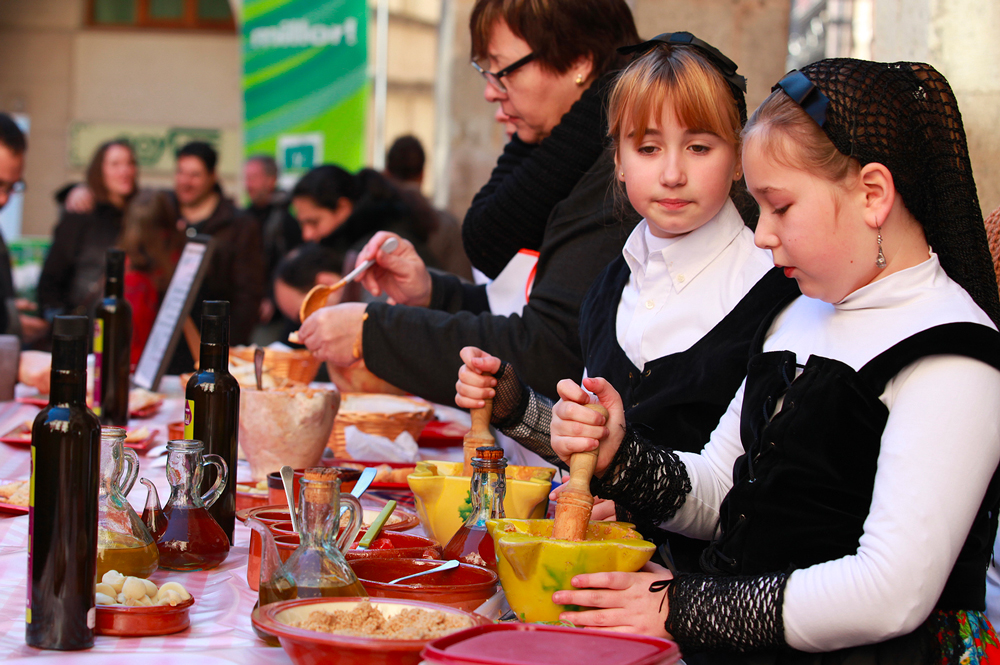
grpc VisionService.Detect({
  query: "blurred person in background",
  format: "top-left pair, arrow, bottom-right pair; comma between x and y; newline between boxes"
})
118,189 -> 186,365
272,243 -> 344,325
290,164 -> 439,278
0,112 -> 50,389
384,135 -> 473,281
243,154 -> 302,343
37,139 -> 137,324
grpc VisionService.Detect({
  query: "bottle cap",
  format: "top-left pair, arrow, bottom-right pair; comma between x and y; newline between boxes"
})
52,315 -> 89,340
202,301 -> 230,318
105,248 -> 126,281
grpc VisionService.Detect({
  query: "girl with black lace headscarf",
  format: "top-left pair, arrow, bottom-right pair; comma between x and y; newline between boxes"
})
550,59 -> 1000,664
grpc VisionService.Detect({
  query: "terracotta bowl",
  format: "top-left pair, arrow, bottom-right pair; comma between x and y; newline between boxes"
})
167,421 -> 185,441
350,559 -> 497,612
346,530 -> 442,562
251,597 -> 487,665
95,597 -> 195,636
266,467 -> 362,507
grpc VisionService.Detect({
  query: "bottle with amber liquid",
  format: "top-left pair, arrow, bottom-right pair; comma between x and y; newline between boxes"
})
94,249 -> 132,426
442,446 -> 507,571
185,300 -> 239,543
27,315 -> 101,650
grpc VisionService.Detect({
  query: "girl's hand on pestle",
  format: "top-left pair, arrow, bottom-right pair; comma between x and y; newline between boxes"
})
551,377 -> 625,475
549,479 -> 617,520
455,346 -> 501,410
553,562 -> 674,637
355,231 -> 432,307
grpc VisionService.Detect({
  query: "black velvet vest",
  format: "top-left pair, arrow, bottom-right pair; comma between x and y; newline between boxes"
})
579,261 -> 800,452
704,302 -> 1000,611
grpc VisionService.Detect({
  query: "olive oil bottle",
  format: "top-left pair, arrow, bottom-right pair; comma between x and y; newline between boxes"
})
94,249 -> 132,426
27,315 -> 101,650
184,300 -> 239,543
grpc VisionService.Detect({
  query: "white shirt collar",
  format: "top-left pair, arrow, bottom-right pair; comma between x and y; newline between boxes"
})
835,249 -> 940,311
622,198 -> 745,293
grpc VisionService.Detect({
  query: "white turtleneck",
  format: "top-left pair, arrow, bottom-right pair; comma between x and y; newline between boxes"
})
665,253 -> 1000,652
616,199 -> 772,369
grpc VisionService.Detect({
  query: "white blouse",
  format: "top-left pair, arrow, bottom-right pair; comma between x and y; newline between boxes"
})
615,199 -> 773,369
664,253 -> 1000,652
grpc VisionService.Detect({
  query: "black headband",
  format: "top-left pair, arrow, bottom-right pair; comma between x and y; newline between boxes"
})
772,70 -> 830,127
617,31 -> 747,95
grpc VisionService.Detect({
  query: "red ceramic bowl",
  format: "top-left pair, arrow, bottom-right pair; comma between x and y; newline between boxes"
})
247,533 -> 299,591
346,530 -> 442,562
266,467 -> 362,507
251,597 -> 487,665
95,597 -> 195,636
236,478 -> 269,512
271,521 -> 297,537
167,421 -> 185,441
350,559 -> 498,612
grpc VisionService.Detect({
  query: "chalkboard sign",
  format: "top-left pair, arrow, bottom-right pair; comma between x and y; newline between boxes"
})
133,235 -> 214,390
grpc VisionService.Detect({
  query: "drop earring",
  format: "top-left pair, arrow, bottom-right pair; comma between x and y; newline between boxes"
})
876,223 -> 887,269
575,73 -> 584,85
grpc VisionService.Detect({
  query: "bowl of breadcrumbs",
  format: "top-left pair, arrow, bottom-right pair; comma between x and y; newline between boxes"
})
251,597 -> 488,665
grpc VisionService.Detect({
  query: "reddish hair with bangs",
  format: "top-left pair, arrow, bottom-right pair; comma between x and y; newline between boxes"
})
608,45 -> 742,154
470,0 -> 638,77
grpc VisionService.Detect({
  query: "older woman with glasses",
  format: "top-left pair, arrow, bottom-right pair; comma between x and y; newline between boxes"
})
298,0 -> 639,416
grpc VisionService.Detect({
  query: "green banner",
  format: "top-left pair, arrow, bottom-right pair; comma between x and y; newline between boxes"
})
242,0 -> 369,185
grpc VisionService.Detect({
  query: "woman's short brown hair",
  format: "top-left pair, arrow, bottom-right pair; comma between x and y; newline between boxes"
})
86,139 -> 136,205
470,0 -> 639,77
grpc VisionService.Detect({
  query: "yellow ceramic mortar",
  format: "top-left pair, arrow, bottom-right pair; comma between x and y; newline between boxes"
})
486,518 -> 655,623
407,461 -> 554,545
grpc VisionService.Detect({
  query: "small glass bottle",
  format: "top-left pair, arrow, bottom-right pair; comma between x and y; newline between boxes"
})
27,315 -> 101,650
442,446 -> 507,570
145,439 -> 230,571
97,427 -> 158,580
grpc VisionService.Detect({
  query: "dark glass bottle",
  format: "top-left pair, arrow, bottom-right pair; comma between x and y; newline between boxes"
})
185,301 -> 239,543
26,315 -> 101,650
442,446 -> 507,571
94,249 -> 132,426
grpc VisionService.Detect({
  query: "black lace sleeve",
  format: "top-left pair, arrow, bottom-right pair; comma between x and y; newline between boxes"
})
662,572 -> 788,654
590,426 -> 693,525
488,362 -> 564,468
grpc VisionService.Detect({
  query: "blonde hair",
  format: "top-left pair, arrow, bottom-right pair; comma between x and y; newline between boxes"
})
608,45 -> 742,154
742,90 -> 858,184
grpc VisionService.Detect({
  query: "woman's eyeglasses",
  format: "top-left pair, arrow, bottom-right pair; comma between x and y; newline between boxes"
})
470,53 -> 535,94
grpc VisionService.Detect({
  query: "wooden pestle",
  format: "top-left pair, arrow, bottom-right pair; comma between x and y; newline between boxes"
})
551,403 -> 609,541
463,371 -> 495,476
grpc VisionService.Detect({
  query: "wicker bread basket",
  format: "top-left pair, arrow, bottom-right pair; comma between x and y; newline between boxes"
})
329,393 -> 434,458
231,346 -> 322,385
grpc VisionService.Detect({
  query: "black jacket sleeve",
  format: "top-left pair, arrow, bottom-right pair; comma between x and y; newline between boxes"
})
461,73 -> 614,279
362,152 -> 637,405
36,212 -> 84,319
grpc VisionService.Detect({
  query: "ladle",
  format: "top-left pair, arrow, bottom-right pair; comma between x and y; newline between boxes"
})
298,236 -> 399,323
387,559 -> 460,585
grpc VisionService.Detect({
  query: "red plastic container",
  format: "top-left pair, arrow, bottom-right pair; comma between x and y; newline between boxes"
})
422,623 -> 681,665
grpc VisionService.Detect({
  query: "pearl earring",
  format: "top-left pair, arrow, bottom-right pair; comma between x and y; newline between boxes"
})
876,223 -> 887,269
620,171 -> 624,178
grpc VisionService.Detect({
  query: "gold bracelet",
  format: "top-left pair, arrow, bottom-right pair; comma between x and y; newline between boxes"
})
352,311 -> 368,360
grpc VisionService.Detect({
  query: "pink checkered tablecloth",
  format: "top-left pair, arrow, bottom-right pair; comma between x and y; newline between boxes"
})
0,397 -> 293,663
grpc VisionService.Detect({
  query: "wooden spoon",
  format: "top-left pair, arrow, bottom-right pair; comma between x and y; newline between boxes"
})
463,370 -> 495,476
551,403 -> 609,542
298,236 -> 400,323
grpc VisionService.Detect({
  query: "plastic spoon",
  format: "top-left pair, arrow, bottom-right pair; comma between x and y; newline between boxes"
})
387,559 -> 460,585
356,500 -> 396,551
280,465 -> 298,532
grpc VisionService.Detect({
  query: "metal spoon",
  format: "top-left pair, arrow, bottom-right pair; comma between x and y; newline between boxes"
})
387,559 -> 460,585
280,465 -> 298,533
339,466 -> 378,518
